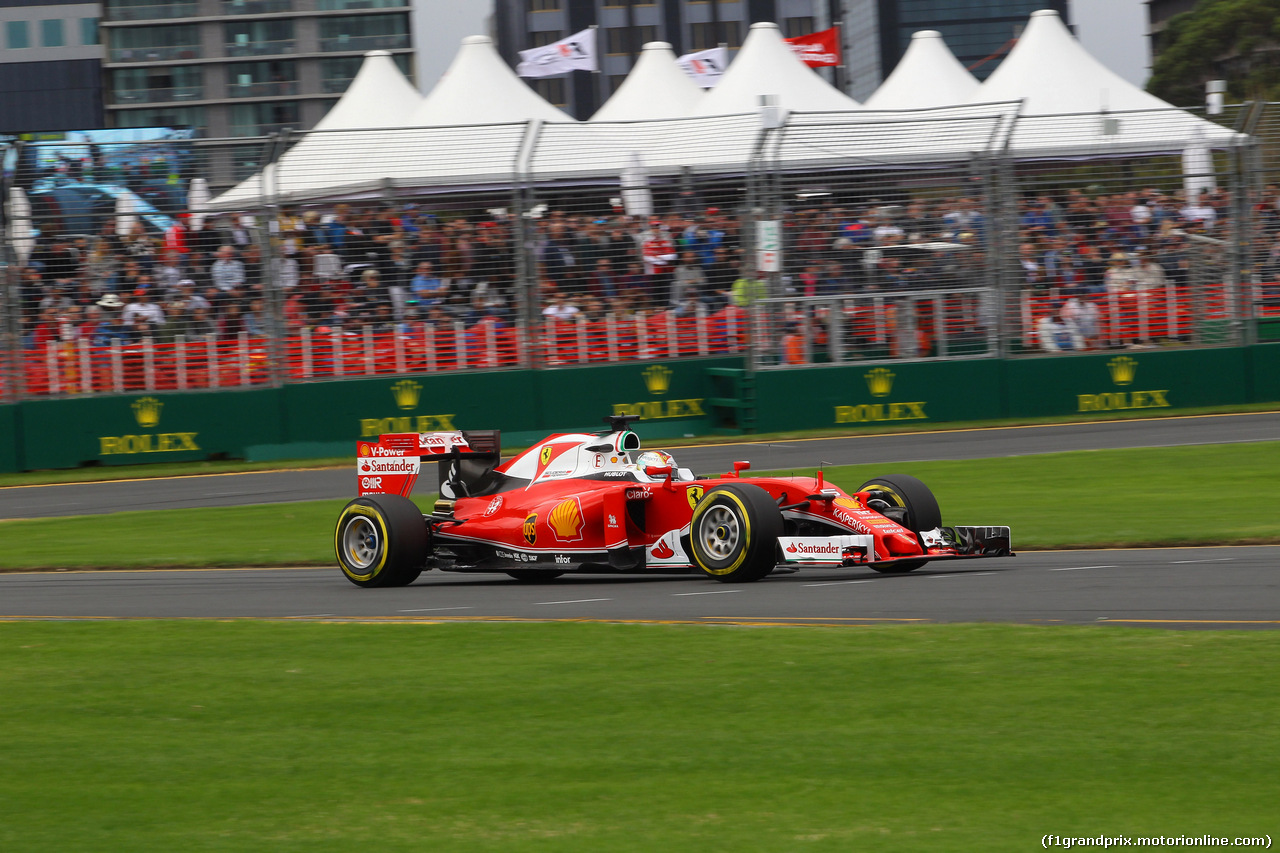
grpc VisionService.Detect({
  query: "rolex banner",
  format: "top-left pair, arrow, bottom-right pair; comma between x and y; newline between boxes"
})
784,27 -> 841,68
677,46 -> 729,88
517,27 -> 598,78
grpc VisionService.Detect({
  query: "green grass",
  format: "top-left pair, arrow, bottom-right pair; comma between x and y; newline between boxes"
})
0,621 -> 1275,851
1,442 -> 1278,570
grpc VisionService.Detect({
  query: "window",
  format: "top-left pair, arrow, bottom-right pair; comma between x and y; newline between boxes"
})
533,78 -> 566,107
637,25 -> 657,46
608,74 -> 627,94
606,28 -> 627,55
81,17 -> 100,46
528,0 -> 560,10
225,20 -> 295,57
531,30 -> 561,47
111,66 -> 203,103
690,22 -> 718,50
722,21 -> 741,48
108,24 -> 200,62
114,106 -> 206,133
223,0 -> 294,13
105,1 -> 198,21
315,0 -> 406,8
318,14 -> 409,52
783,17 -> 815,38
226,61 -> 297,97
229,101 -> 299,137
41,19 -> 65,47
6,20 -> 30,50
320,54 -> 412,93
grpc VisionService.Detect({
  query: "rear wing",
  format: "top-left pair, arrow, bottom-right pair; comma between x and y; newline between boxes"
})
357,430 -> 501,498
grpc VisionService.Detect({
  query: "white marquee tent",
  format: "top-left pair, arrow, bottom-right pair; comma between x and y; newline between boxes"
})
590,41 -> 704,122
696,22 -> 860,116
971,9 -> 1240,158
412,35 -> 570,126
863,30 -> 979,110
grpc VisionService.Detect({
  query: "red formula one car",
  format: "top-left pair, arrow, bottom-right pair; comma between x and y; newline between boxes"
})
334,415 -> 1012,588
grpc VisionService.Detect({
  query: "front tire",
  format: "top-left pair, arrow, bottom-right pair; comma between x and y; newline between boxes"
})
335,495 -> 427,588
689,484 -> 783,583
857,474 -> 941,574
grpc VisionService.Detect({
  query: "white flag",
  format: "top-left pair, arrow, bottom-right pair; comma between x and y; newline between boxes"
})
677,46 -> 728,88
517,27 -> 597,78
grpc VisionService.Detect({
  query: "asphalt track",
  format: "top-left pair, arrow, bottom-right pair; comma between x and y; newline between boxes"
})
2,547 -> 1277,628
2,410 -> 1278,519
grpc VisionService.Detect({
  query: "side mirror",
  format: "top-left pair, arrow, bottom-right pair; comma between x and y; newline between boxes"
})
645,465 -> 673,477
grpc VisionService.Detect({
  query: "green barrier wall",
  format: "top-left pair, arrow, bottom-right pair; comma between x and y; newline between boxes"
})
1251,344 -> 1280,403
18,388 -> 284,471
751,359 -> 1005,433
1004,348 -> 1251,419
0,405 -> 18,473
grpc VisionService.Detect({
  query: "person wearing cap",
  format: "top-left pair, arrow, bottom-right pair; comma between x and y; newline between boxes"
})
1105,252 -> 1137,294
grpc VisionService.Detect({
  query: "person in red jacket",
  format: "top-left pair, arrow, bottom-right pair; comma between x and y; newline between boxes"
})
641,221 -> 676,311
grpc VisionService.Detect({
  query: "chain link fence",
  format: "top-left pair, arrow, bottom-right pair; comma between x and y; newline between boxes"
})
2,102 -> 1276,402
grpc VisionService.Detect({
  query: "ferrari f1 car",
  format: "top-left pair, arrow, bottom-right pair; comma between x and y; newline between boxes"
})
334,415 -> 1012,588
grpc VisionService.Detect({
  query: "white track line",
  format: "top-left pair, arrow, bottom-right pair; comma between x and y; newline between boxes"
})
400,606 -> 474,612
1049,565 -> 1117,572
536,598 -> 611,605
1171,558 -> 1235,564
674,590 -> 741,596
804,580 -> 873,587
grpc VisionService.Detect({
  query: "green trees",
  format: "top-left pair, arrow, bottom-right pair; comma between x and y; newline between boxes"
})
1147,0 -> 1280,105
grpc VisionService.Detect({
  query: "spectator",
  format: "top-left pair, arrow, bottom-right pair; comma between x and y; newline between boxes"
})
211,246 -> 245,292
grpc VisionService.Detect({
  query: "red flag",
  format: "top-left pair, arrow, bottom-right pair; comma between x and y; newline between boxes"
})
785,27 -> 842,68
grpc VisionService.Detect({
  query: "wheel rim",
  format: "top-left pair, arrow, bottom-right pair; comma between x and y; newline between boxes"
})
341,515 -> 382,571
699,505 -> 740,561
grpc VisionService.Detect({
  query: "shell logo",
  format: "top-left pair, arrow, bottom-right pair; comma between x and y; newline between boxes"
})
359,445 -> 370,457
523,513 -> 538,545
834,497 -> 860,510
548,497 -> 585,542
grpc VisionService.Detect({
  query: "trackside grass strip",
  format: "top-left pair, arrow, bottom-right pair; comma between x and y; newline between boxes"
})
0,622 -> 1275,851
1,442 -> 1278,569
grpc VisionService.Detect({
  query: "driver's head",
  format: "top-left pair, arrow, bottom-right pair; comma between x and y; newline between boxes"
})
637,450 -> 675,471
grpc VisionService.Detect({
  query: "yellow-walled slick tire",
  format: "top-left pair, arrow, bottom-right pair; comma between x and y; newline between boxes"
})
857,474 -> 942,574
335,495 -> 427,588
689,484 -> 783,583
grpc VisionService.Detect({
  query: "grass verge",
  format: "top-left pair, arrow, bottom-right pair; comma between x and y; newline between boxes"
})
1,442 -> 1278,570
0,621 -> 1275,851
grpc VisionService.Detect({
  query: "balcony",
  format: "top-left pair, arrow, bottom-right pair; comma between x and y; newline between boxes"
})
104,2 -> 199,22
229,121 -> 295,138
228,80 -> 299,98
222,0 -> 294,13
225,39 -> 296,57
111,84 -> 205,104
108,45 -> 202,62
318,33 -> 409,52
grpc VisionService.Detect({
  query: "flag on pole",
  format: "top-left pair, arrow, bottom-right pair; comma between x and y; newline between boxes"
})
517,27 -> 598,78
784,27 -> 842,68
676,46 -> 729,88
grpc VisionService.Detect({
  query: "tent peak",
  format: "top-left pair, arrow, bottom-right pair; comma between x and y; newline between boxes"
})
1030,9 -> 1060,18
461,35 -> 492,45
912,30 -> 942,40
749,22 -> 780,31
641,41 -> 673,51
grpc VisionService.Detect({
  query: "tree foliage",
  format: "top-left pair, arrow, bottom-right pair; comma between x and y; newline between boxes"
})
1147,0 -> 1280,105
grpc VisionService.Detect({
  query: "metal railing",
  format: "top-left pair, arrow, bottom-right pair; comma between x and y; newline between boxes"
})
3,102 -> 1278,404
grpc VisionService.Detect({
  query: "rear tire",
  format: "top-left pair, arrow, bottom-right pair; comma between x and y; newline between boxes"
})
857,474 -> 941,574
335,495 -> 427,588
690,484 -> 784,583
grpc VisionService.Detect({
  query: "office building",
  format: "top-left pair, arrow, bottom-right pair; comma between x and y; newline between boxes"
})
0,0 -> 104,132
99,0 -> 415,138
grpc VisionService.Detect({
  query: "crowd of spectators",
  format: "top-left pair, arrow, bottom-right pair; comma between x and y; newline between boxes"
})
11,179 -> 1272,365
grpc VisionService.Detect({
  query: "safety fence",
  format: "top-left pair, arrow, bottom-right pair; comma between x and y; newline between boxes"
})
5,102 -> 1280,405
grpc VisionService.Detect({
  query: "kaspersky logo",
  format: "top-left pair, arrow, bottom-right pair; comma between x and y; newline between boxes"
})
132,396 -> 163,427
643,365 -> 673,395
1079,356 -> 1169,413
391,379 -> 422,410
864,368 -> 894,398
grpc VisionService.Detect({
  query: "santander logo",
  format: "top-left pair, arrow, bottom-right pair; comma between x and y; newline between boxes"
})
652,539 -> 675,559
359,457 -> 419,474
791,543 -> 841,555
786,543 -> 797,553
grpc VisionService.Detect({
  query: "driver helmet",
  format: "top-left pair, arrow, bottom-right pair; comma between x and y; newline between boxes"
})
636,450 -> 675,472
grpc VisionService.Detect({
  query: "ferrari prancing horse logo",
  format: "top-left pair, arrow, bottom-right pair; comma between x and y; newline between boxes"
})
686,485 -> 705,510
540,445 -> 554,465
